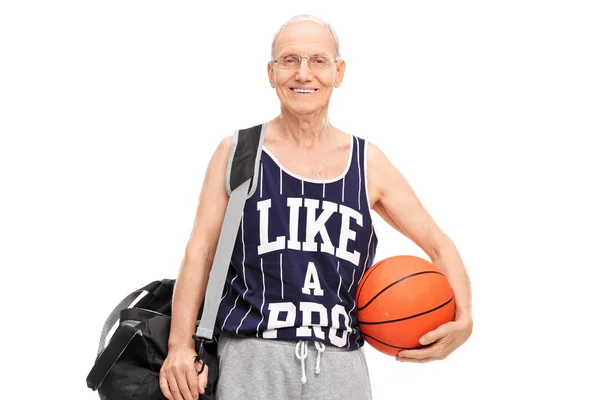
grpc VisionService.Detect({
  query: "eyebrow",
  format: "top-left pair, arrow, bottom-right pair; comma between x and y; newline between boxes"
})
278,51 -> 333,58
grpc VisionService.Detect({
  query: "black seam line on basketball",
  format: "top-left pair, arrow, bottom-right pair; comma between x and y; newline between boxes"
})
360,332 -> 422,350
359,296 -> 454,325
357,270 -> 444,311
355,260 -> 382,305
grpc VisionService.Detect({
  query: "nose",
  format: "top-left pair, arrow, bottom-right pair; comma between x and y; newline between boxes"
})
294,58 -> 313,82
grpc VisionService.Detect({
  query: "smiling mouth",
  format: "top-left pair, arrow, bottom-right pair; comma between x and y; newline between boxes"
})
290,88 -> 318,94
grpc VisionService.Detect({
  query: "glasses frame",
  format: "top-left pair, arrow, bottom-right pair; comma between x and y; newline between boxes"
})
272,55 -> 339,69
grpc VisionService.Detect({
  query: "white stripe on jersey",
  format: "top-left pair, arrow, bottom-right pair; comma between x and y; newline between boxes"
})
221,272 -> 235,301
256,258 -> 266,337
279,167 -> 282,195
301,179 -> 304,196
236,213 -> 251,334
355,136 -> 362,210
280,253 -> 284,299
220,284 -> 229,301
336,261 -> 342,302
342,176 -> 345,202
236,303 -> 252,334
241,211 -> 248,299
222,293 -> 240,330
322,182 -> 326,198
355,225 -> 376,347
260,162 -> 263,198
346,268 -> 357,348
360,226 -> 375,282
221,269 -> 239,329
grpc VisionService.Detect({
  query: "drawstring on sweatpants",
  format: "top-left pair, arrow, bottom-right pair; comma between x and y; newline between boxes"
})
294,340 -> 326,384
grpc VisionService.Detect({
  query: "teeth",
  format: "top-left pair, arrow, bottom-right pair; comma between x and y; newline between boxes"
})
293,88 -> 316,93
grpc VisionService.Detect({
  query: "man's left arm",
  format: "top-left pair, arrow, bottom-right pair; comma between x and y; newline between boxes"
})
367,142 -> 473,362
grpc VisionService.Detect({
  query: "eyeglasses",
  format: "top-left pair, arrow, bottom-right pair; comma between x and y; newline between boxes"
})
272,55 -> 338,69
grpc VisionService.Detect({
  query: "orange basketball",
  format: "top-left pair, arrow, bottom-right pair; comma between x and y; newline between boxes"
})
356,255 -> 455,357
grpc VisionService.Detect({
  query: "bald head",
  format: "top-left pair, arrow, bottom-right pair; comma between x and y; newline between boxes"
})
271,15 -> 340,60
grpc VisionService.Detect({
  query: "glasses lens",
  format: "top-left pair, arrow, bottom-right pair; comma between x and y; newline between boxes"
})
277,56 -> 299,68
309,56 -> 331,68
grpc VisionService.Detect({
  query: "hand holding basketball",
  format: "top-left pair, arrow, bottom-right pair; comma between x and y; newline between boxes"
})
356,254 -> 472,362
395,317 -> 472,363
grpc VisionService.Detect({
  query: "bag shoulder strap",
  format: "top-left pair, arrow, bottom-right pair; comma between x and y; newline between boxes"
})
226,122 -> 265,198
195,123 -> 265,340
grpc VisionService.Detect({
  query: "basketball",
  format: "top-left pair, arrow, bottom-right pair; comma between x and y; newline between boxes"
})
355,255 -> 456,357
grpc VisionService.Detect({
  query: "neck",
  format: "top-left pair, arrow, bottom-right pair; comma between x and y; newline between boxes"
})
274,106 -> 334,147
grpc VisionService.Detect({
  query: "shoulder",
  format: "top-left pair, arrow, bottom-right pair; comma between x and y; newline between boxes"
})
365,140 -> 385,161
365,141 -> 400,203
202,135 -> 234,185
365,141 -> 393,174
348,135 -> 395,180
205,135 -> 234,172
216,135 -> 233,157
350,135 -> 387,164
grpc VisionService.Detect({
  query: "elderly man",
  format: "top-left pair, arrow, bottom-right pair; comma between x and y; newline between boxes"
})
160,14 -> 472,400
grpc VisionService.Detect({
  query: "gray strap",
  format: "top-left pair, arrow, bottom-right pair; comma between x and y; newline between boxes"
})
95,285 -> 154,356
194,177 -> 251,339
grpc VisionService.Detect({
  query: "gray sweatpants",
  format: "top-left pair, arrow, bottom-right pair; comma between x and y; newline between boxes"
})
215,331 -> 373,400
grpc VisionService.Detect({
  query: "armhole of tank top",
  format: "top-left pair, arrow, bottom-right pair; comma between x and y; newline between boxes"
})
246,122 -> 266,199
363,140 -> 379,240
225,129 -> 239,196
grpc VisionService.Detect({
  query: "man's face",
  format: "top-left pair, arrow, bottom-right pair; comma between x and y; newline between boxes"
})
268,21 -> 346,116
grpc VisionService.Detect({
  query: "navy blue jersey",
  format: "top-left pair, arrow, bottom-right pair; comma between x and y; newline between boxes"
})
215,133 -> 378,349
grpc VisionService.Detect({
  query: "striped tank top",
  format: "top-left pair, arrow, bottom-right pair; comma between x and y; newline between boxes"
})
215,131 -> 378,349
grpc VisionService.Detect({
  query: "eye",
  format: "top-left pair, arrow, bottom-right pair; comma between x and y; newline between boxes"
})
282,56 -> 299,66
310,56 -> 330,68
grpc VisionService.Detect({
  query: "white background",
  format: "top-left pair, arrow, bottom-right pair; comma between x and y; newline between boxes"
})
1,1 -> 599,399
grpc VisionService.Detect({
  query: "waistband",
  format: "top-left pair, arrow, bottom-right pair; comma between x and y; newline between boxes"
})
219,330 -> 355,352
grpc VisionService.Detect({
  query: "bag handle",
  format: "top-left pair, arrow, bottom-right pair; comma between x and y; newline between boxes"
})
87,324 -> 145,390
94,280 -> 162,357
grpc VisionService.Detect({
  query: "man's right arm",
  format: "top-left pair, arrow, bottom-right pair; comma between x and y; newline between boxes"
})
167,136 -> 233,350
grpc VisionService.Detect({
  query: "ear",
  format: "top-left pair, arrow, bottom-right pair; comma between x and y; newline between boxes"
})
267,61 -> 275,88
334,59 -> 346,88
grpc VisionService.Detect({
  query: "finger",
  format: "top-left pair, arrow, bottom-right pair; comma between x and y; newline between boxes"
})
174,368 -> 195,400
419,322 -> 452,346
197,363 -> 209,395
397,343 -> 443,360
185,366 -> 200,399
159,373 -> 174,400
397,349 -> 430,360
396,356 -> 437,364
167,374 -> 185,400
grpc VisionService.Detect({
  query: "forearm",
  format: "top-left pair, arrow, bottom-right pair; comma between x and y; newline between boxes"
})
430,240 -> 472,322
168,252 -> 212,349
